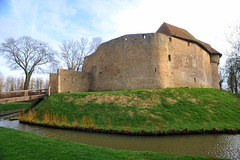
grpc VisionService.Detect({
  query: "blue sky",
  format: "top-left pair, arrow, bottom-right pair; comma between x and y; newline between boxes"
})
0,0 -> 240,79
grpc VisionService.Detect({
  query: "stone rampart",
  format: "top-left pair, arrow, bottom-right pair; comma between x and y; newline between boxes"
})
50,32 -> 220,94
83,33 -> 219,91
49,73 -> 58,94
57,69 -> 90,93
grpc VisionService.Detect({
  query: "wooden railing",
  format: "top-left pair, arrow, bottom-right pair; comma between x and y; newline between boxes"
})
0,89 -> 48,104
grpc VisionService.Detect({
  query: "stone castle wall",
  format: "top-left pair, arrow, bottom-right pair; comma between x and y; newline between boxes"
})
83,33 -> 219,91
57,69 -> 90,93
167,36 -> 213,88
49,73 -> 58,94
50,33 -> 220,94
83,33 -> 164,91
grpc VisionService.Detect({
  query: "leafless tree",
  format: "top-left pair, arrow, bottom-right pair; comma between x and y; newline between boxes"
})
225,24 -> 240,94
59,36 -> 102,71
0,72 -> 4,92
5,77 -> 12,92
59,38 -> 89,71
219,67 -> 226,90
10,77 -> 16,91
226,57 -> 240,94
89,37 -> 103,53
30,78 -> 35,90
44,79 -> 49,89
16,77 -> 24,90
35,77 -> 44,89
0,36 -> 56,90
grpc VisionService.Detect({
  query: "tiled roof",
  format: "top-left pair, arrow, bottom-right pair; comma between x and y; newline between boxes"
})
156,22 -> 222,57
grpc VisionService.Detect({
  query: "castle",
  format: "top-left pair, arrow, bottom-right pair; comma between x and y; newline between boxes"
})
49,23 -> 221,94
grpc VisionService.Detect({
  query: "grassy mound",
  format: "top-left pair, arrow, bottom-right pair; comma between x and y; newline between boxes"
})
22,88 -> 240,133
0,102 -> 32,112
0,127 -> 221,160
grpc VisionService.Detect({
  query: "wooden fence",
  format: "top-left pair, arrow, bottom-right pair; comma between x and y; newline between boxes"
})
0,89 -> 48,104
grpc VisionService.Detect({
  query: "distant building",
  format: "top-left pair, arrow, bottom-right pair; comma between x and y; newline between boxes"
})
50,23 -> 221,94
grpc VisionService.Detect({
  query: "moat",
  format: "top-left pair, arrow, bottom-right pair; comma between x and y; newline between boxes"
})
0,114 -> 239,160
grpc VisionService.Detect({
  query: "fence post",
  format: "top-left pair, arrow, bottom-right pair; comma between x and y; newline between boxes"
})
25,90 -> 28,97
48,86 -> 51,96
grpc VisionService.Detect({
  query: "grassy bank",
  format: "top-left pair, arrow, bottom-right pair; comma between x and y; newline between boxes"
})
0,102 -> 32,112
20,88 -> 240,133
0,127 -> 221,160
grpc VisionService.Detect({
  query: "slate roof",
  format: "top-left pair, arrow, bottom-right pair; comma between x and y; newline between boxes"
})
156,22 -> 222,57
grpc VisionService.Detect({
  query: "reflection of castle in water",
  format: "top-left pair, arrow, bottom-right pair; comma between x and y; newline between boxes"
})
50,23 -> 221,93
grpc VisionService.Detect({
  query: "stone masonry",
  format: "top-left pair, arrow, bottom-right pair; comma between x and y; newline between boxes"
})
50,23 -> 221,93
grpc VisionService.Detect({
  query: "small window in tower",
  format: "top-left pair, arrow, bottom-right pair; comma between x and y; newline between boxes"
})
154,68 -> 157,72
99,72 -> 102,74
169,37 -> 172,42
188,42 -> 190,46
125,37 -> 128,41
194,78 -> 197,82
168,55 -> 171,61
142,34 -> 146,39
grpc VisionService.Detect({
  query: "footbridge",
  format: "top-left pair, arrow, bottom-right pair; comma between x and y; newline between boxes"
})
0,89 -> 49,104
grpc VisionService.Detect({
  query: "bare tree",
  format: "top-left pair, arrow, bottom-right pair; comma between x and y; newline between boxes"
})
0,36 -> 56,90
5,77 -> 12,92
10,77 -> 16,91
59,37 -> 103,71
44,79 -> 49,89
59,38 -> 89,71
18,77 -> 24,90
219,67 -> 226,90
30,78 -> 35,90
89,37 -> 103,53
35,77 -> 44,89
226,58 -> 240,94
0,72 -> 4,92
226,24 -> 240,94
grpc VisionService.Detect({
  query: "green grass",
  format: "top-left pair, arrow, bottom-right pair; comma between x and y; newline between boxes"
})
0,127 -> 221,160
0,102 -> 32,112
32,88 -> 240,132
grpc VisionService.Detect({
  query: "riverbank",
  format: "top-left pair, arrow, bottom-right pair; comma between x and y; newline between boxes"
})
0,127 -> 222,160
19,88 -> 240,135
0,102 -> 32,116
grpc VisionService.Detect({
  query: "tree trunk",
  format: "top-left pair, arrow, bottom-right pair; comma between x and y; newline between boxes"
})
24,74 -> 30,90
234,76 -> 238,94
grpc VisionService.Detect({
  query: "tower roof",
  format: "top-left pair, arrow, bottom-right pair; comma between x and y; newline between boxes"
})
156,22 -> 222,57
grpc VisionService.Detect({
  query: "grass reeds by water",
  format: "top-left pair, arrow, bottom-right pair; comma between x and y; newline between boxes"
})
20,88 -> 240,134
0,127 -> 222,160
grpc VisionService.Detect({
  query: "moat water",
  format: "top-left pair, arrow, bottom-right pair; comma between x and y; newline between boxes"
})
0,114 -> 239,160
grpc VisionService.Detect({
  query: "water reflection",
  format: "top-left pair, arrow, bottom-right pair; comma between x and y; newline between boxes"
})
0,115 -> 239,160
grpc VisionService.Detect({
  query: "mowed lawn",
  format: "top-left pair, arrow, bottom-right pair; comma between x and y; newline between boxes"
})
0,102 -> 32,112
0,127 -> 222,160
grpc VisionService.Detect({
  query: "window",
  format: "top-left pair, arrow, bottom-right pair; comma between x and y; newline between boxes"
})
154,68 -> 157,72
169,37 -> 172,42
194,78 -> 196,82
168,55 -> 171,61
125,37 -> 128,41
188,42 -> 190,46
142,34 -> 146,39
